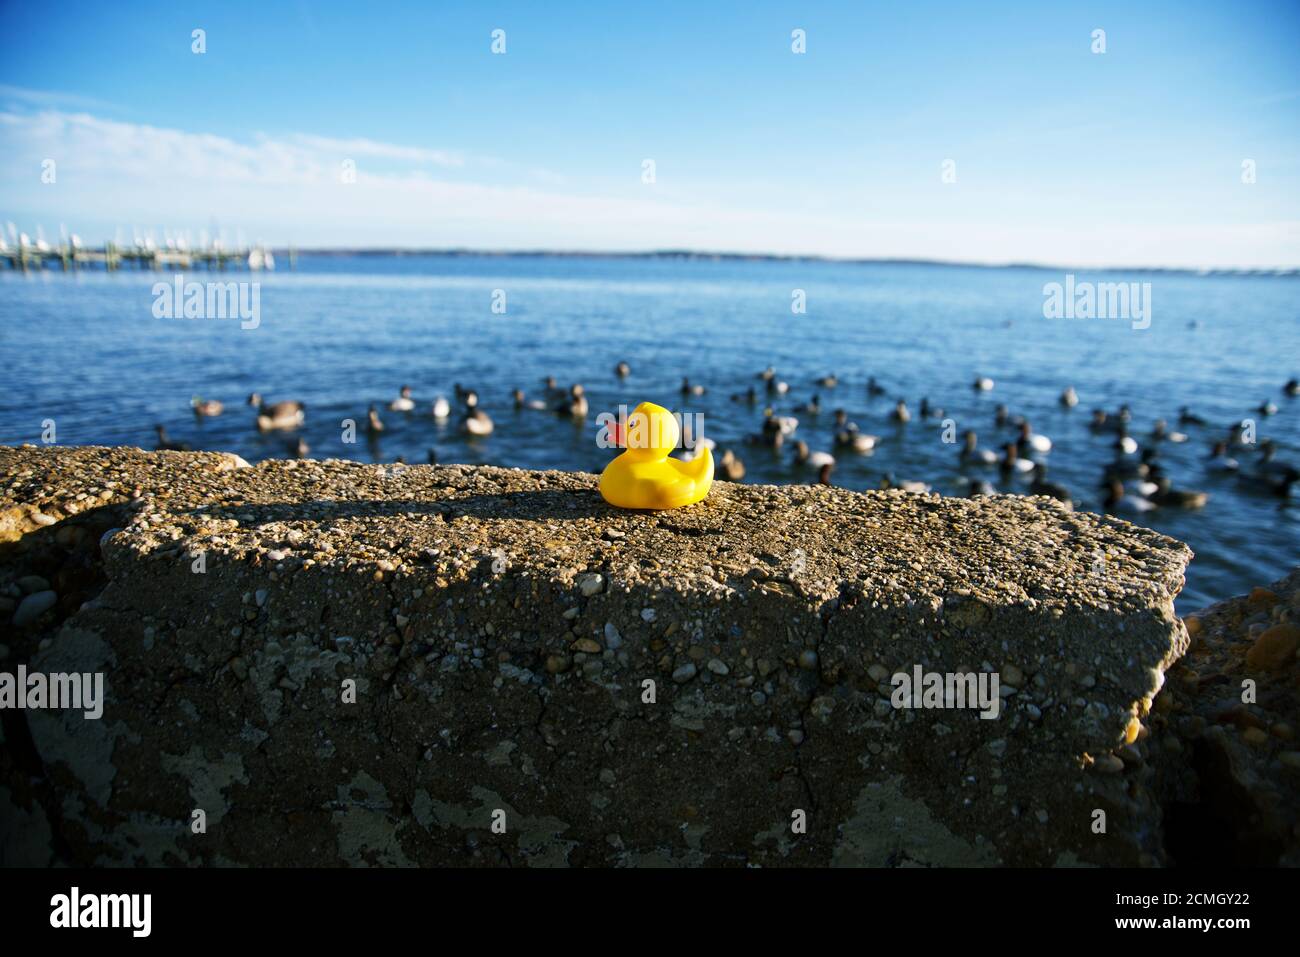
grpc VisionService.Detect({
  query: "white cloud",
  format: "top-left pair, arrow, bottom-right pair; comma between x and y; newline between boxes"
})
281,133 -> 464,168
1,106 -> 1297,268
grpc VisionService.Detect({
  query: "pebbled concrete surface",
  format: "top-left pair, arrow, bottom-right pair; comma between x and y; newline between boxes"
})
0,445 -> 1208,866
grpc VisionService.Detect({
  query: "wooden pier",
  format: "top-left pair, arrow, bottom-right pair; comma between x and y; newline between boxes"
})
1,242 -> 288,272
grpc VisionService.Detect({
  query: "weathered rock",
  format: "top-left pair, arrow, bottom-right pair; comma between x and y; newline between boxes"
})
1147,568 -> 1300,866
0,445 -> 1201,866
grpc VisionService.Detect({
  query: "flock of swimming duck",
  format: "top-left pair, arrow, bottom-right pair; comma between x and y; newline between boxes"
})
157,368 -> 1300,517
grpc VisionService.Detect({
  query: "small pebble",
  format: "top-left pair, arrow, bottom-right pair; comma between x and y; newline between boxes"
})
1246,624 -> 1299,672
13,590 -> 57,627
1092,753 -> 1124,773
577,573 -> 604,597
672,662 -> 697,683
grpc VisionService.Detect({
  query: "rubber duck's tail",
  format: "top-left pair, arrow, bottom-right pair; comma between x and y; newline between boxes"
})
675,444 -> 714,484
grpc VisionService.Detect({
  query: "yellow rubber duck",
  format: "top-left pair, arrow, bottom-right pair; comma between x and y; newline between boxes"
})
599,401 -> 713,509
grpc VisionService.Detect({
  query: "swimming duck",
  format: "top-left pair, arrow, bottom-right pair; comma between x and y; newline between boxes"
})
388,385 -> 415,412
1113,430 -> 1139,456
248,393 -> 305,431
750,418 -> 785,450
556,384 -> 589,418
793,441 -> 835,469
919,397 -> 944,420
1105,447 -> 1157,481
891,400 -> 911,423
681,377 -> 706,397
815,374 -> 838,389
512,388 -> 546,411
1207,440 -> 1239,472
1150,477 -> 1207,509
1285,378 -> 1299,397
833,408 -> 850,429
1122,468 -> 1161,498
598,401 -> 713,509
817,463 -> 834,486
757,366 -> 776,382
1059,386 -> 1078,408
1016,421 -> 1052,454
1258,399 -> 1279,416
1104,479 -> 1156,514
426,448 -> 438,465
615,361 -> 631,379
972,376 -> 994,392
765,410 -> 799,437
463,407 -> 494,437
1226,421 -> 1257,449
1000,443 -> 1034,477
431,395 -> 451,420
1241,441 -> 1300,495
794,394 -> 822,415
1150,419 -> 1188,443
766,378 -> 789,396
1178,406 -> 1207,426
154,424 -> 191,451
866,377 -> 887,397
960,430 -> 998,466
290,436 -> 310,459
191,396 -> 223,418
835,428 -> 879,453
1236,466 -> 1299,497
719,449 -> 746,481
953,476 -> 996,497
366,404 -> 385,436
730,386 -> 758,404
1028,463 -> 1071,503
880,474 -> 930,493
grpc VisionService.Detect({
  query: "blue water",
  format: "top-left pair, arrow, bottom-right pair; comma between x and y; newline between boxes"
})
1,254 -> 1297,612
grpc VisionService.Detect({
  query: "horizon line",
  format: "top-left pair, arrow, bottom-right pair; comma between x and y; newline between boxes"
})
269,246 -> 1300,277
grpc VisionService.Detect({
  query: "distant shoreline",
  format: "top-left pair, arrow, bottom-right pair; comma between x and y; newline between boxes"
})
267,248 -> 1300,278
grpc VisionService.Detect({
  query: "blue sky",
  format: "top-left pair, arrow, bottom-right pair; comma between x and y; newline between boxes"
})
1,0 -> 1298,266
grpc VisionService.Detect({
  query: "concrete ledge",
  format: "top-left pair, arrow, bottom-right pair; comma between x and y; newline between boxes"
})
1,446 -> 1196,866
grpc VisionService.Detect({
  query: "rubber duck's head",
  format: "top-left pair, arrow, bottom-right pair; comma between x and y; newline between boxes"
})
622,401 -> 679,460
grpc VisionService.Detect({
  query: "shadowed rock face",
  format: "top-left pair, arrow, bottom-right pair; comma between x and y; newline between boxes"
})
1,445 -> 1197,866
